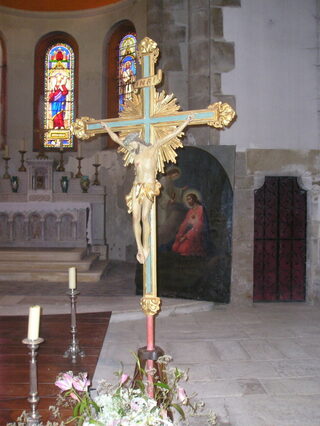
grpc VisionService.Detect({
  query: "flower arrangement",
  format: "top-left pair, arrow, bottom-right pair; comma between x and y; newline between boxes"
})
9,354 -> 216,425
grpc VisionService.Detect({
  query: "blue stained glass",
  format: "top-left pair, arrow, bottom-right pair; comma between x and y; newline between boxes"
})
118,34 -> 137,112
44,43 -> 75,149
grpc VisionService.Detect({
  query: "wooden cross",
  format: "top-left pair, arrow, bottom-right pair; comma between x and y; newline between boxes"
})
72,37 -> 235,317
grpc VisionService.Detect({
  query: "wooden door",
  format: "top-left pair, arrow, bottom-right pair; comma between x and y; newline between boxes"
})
253,177 -> 306,302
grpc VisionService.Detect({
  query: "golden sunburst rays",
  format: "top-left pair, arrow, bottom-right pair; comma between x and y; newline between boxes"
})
119,93 -> 143,120
153,91 -> 181,116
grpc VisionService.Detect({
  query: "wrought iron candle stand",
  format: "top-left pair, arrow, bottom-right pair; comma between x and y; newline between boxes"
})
93,163 -> 101,186
75,156 -> 84,178
2,156 -> 10,179
22,336 -> 44,426
57,149 -> 65,172
63,289 -> 85,363
18,150 -> 27,172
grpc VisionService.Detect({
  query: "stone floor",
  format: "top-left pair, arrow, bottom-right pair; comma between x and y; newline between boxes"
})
1,261 -> 320,425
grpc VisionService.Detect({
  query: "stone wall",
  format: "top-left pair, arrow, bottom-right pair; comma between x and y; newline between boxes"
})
231,149 -> 320,305
147,0 -> 237,146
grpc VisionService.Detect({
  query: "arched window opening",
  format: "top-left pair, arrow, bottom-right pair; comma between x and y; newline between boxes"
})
105,21 -> 136,148
33,32 -> 78,151
0,33 -> 7,147
44,43 -> 75,149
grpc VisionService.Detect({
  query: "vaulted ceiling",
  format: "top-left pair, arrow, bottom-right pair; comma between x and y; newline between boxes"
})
0,0 -> 122,12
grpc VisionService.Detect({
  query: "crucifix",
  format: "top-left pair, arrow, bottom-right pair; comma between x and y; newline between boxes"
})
72,36 -> 235,395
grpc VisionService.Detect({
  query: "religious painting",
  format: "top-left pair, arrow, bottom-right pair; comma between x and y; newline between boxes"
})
118,34 -> 137,112
136,146 -> 234,303
44,43 -> 75,149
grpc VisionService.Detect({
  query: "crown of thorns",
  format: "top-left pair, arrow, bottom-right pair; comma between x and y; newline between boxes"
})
123,133 -> 146,146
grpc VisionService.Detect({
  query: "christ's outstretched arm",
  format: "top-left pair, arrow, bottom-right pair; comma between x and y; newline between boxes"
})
157,114 -> 194,147
101,123 -> 125,147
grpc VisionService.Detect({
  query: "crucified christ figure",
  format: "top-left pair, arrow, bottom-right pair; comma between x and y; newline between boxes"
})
102,115 -> 193,264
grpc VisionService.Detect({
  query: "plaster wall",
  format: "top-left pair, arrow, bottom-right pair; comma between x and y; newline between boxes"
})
221,0 -> 319,151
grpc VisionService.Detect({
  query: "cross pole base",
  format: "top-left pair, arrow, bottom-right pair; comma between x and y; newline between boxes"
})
133,345 -> 166,385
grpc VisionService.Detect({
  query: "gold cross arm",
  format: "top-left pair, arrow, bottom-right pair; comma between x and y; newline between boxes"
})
71,100 -> 235,141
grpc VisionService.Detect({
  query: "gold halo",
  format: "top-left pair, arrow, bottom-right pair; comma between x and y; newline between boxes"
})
183,189 -> 202,207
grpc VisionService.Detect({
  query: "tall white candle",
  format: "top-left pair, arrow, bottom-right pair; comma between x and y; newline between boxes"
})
69,267 -> 77,289
78,142 -> 82,158
27,305 -> 41,340
95,153 -> 99,164
20,138 -> 26,151
4,144 -> 8,157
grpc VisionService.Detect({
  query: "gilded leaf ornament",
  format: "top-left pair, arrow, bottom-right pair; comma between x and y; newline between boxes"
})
71,117 -> 93,140
140,296 -> 161,316
137,37 -> 159,64
208,102 -> 236,128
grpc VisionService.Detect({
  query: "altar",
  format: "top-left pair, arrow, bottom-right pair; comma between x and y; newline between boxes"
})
0,159 -> 107,258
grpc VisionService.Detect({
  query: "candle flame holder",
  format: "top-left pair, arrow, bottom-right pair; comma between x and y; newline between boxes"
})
18,150 -> 27,172
75,156 -> 84,178
93,163 -> 101,186
2,156 -> 10,179
63,289 -> 85,362
22,337 -> 44,426
57,149 -> 65,172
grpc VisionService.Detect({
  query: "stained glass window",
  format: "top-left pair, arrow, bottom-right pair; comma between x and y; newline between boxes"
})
44,43 -> 74,149
0,34 -> 6,145
0,40 -> 3,141
118,34 -> 137,112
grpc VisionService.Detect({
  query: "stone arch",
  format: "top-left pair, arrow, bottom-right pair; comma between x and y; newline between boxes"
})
44,214 -> 58,241
12,213 -> 26,241
28,213 -> 42,240
60,213 -> 75,240
0,213 -> 9,241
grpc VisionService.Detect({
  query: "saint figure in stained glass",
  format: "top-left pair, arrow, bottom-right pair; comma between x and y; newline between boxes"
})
118,34 -> 136,112
44,43 -> 74,149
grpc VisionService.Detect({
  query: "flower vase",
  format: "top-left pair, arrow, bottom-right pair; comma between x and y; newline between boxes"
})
10,176 -> 19,193
60,176 -> 69,193
80,176 -> 90,193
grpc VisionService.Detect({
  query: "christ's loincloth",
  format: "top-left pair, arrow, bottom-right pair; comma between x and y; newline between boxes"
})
126,181 -> 161,213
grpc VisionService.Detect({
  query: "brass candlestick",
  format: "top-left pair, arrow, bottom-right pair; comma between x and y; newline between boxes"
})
57,150 -> 65,172
22,337 -> 44,426
19,150 -> 27,172
75,156 -> 84,178
93,163 -> 101,185
2,156 -> 10,179
36,149 -> 48,160
63,289 -> 85,363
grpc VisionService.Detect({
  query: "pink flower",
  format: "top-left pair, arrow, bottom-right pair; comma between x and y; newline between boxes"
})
70,392 -> 80,401
120,373 -> 129,385
72,373 -> 90,392
177,386 -> 188,404
160,408 -> 168,419
55,373 -> 74,391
